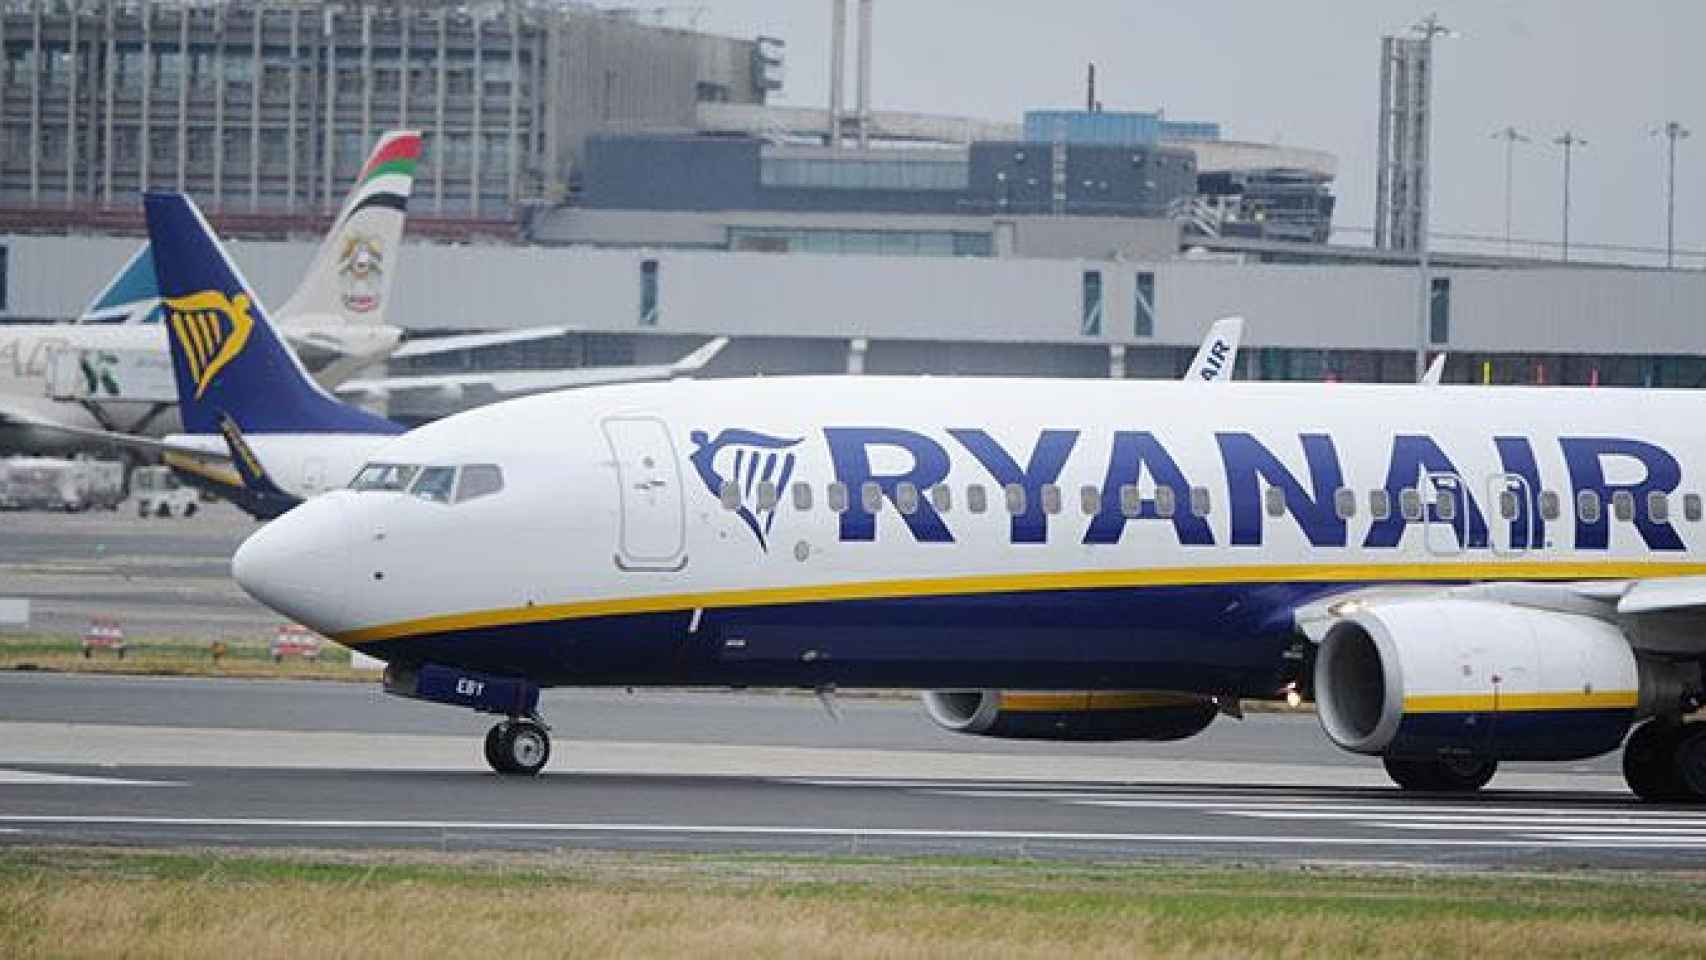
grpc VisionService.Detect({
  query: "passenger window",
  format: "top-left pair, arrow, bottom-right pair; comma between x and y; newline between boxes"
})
1578,490 -> 1601,523
1079,485 -> 1100,515
1687,493 -> 1703,522
1119,484 -> 1141,518
827,482 -> 849,514
1004,483 -> 1027,516
410,466 -> 457,504
792,482 -> 812,511
1264,486 -> 1286,518
930,484 -> 952,513
895,481 -> 919,516
1154,485 -> 1176,519
1649,491 -> 1670,522
1540,490 -> 1561,521
1040,484 -> 1061,516
1334,487 -> 1356,520
1399,488 -> 1422,521
1369,489 -> 1391,521
967,484 -> 988,514
1612,490 -> 1634,521
719,480 -> 741,511
1435,493 -> 1456,522
455,464 -> 503,503
1189,486 -> 1210,518
860,481 -> 883,514
1498,490 -> 1518,521
757,481 -> 778,512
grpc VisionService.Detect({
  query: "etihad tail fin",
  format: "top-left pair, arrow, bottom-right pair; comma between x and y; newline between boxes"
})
145,191 -> 405,438
274,130 -> 421,329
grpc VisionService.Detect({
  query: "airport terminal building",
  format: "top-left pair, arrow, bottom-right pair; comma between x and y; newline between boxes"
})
0,0 -> 1702,424
0,0 -> 775,228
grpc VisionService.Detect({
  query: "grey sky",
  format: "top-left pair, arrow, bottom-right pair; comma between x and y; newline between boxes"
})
687,1 -> 1703,263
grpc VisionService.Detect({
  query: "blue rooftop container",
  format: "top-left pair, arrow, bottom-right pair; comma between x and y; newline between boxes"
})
1023,110 -> 1222,146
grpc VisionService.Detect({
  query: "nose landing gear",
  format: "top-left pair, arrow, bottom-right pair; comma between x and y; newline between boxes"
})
484,717 -> 552,776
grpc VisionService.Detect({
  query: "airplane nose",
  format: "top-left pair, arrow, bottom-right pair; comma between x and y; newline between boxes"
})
233,494 -> 354,632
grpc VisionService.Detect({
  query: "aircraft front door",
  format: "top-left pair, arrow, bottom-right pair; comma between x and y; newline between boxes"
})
601,416 -> 687,571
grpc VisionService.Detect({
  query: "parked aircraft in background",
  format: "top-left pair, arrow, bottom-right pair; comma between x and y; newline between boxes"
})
0,132 -> 422,455
1186,316 -> 1242,383
140,192 -> 729,518
229,287 -> 1706,802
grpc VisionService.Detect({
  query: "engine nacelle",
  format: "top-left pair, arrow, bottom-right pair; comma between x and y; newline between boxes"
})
922,690 -> 1218,742
1314,598 -> 1651,762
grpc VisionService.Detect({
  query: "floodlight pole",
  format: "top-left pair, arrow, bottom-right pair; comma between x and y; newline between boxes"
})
1410,14 -> 1451,381
1656,121 -> 1691,268
1553,131 -> 1586,262
1491,126 -> 1529,255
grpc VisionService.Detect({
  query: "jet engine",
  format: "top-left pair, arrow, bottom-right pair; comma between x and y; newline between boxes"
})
922,689 -> 1218,742
1315,598 -> 1690,762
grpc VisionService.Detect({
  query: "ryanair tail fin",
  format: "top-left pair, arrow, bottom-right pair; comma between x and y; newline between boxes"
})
145,191 -> 405,438
274,130 -> 421,328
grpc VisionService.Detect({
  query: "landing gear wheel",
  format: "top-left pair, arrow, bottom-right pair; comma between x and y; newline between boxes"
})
485,719 -> 550,776
1383,755 -> 1498,792
1673,726 -> 1706,802
1623,720 -> 1687,802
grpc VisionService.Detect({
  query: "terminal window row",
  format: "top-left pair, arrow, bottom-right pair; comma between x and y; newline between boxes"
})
718,481 -> 1705,526
760,157 -> 972,192
728,227 -> 993,258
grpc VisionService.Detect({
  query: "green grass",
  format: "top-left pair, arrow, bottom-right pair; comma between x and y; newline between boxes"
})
0,632 -> 376,682
2,847 -> 1704,958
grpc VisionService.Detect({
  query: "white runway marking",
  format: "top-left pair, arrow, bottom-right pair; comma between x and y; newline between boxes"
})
0,814 -> 1585,847
0,769 -> 182,787
896,783 -> 1706,850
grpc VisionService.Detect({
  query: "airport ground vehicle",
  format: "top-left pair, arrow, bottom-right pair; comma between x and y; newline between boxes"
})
129,465 -> 198,518
0,456 -> 124,511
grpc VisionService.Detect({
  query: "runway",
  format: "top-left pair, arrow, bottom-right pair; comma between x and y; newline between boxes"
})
0,672 -> 1690,869
0,503 -> 274,638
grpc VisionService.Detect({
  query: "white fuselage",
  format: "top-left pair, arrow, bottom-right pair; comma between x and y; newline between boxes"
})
168,431 -> 392,500
0,321 -> 397,451
0,325 -> 180,441
233,377 -> 1706,690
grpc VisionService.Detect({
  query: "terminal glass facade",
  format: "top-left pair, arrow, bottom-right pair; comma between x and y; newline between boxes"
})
728,228 -> 992,257
760,156 -> 970,192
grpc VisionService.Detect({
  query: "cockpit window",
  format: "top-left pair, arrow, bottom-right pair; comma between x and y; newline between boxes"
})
351,463 -> 419,492
455,464 -> 504,503
411,466 -> 457,504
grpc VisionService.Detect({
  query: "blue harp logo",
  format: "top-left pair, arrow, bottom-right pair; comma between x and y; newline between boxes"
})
689,429 -> 801,552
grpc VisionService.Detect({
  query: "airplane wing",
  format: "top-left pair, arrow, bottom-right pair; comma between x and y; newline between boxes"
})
1420,353 -> 1447,386
1184,316 -> 1243,382
336,337 -> 729,401
388,326 -> 578,360
0,405 -> 230,462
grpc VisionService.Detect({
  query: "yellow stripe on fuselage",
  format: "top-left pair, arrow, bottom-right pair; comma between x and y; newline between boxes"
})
1402,690 -> 1640,713
334,559 -> 1706,646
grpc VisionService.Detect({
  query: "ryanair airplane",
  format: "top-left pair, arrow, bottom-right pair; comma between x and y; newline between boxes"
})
193,242 -> 1706,804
